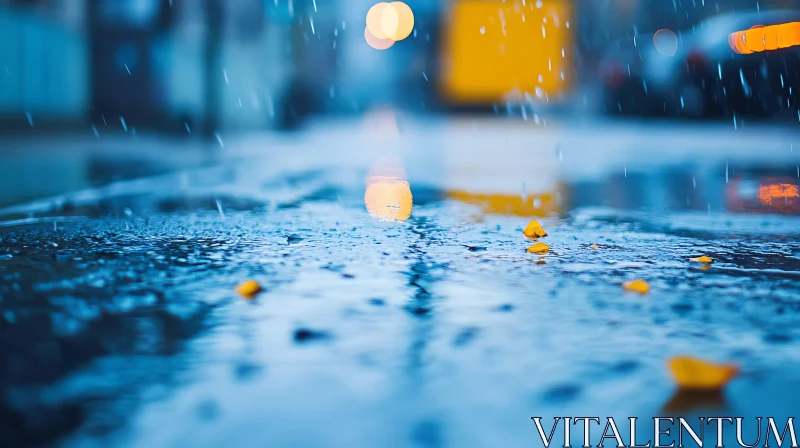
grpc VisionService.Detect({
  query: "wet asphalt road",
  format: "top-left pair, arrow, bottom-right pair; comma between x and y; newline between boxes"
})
1,119 -> 800,447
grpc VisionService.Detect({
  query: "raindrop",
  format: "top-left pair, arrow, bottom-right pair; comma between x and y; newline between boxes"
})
216,199 -> 225,219
739,68 -> 751,98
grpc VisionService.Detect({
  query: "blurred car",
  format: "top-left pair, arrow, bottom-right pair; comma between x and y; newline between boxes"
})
726,174 -> 800,215
599,10 -> 800,118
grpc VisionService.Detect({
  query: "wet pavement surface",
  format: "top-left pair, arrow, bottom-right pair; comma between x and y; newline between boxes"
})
1,120 -> 800,447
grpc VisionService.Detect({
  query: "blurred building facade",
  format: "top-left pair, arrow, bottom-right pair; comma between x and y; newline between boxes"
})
0,0 -> 297,133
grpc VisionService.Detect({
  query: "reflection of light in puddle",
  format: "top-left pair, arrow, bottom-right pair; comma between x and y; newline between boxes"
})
759,183 -> 799,206
365,157 -> 412,222
365,176 -> 412,222
727,177 -> 800,215
446,190 -> 559,217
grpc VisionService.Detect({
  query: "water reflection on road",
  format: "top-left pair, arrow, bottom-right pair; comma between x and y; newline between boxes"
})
0,121 -> 799,447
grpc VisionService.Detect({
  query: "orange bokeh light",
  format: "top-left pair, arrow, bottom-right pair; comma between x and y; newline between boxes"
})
365,157 -> 412,222
365,177 -> 413,222
758,183 -> 799,206
729,22 -> 800,54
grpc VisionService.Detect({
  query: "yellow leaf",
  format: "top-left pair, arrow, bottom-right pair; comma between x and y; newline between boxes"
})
622,279 -> 650,294
690,256 -> 714,264
523,220 -> 548,239
526,242 -> 550,254
236,280 -> 262,299
668,356 -> 740,390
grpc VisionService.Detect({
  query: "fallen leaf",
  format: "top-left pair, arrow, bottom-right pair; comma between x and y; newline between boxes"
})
526,242 -> 550,254
668,356 -> 740,390
236,280 -> 262,299
690,256 -> 714,264
523,220 -> 548,239
622,279 -> 650,294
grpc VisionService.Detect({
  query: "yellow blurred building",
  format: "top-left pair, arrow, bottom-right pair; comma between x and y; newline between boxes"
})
439,0 -> 574,105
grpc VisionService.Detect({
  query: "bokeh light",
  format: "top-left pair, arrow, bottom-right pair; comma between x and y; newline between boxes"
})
653,29 -> 678,56
364,26 -> 395,50
366,2 -> 391,39
729,22 -> 800,55
381,4 -> 400,39
388,2 -> 414,41
365,1 -> 415,49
